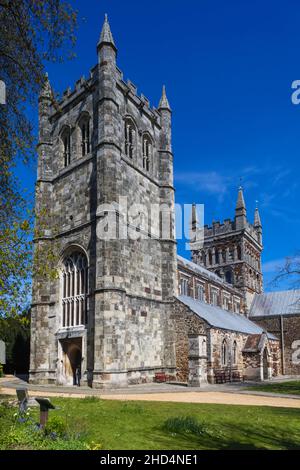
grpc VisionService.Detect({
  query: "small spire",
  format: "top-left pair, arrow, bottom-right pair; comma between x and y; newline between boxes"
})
40,73 -> 52,99
98,13 -> 116,50
158,85 -> 171,111
191,203 -> 198,228
236,186 -> 246,211
235,186 -> 247,229
190,203 -> 198,242
254,204 -> 262,227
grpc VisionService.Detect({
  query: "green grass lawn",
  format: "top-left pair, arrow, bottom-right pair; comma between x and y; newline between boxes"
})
1,395 -> 300,450
247,381 -> 300,396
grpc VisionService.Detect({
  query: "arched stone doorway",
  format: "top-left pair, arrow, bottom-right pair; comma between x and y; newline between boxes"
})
59,338 -> 82,386
263,348 -> 269,380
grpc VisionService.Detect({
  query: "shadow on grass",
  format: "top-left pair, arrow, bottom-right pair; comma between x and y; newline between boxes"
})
36,399 -> 300,451
150,411 -> 300,450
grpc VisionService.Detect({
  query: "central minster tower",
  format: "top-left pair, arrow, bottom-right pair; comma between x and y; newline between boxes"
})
190,187 -> 263,312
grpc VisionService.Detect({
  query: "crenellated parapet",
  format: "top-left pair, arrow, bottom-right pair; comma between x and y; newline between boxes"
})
202,218 -> 261,246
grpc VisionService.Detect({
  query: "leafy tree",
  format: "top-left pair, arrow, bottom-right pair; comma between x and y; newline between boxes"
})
272,253 -> 300,292
0,308 -> 30,373
0,1 -> 77,317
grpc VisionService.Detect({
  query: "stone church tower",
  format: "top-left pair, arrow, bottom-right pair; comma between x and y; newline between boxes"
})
30,15 -> 177,388
190,187 -> 263,312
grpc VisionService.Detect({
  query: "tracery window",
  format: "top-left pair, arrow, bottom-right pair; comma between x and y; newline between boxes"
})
62,128 -> 71,167
221,339 -> 228,366
232,341 -> 238,365
80,118 -> 90,156
202,338 -> 207,356
142,135 -> 152,172
211,288 -> 218,306
62,252 -> 88,327
124,119 -> 136,159
196,284 -> 205,301
233,299 -> 241,313
223,294 -> 230,310
225,270 -> 233,284
180,277 -> 189,296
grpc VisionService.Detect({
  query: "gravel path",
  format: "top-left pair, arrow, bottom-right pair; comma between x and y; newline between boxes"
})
1,385 -> 300,408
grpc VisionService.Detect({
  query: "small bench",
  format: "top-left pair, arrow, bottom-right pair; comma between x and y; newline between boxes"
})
214,369 -> 244,384
154,372 -> 167,383
232,371 -> 243,382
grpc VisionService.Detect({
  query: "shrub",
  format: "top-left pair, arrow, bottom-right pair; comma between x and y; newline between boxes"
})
0,364 -> 4,377
120,402 -> 145,414
41,437 -> 88,450
0,399 -> 94,450
0,423 -> 45,450
163,416 -> 209,436
44,416 -> 67,439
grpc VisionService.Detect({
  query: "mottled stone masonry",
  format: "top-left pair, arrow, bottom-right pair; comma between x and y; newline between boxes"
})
30,17 -> 177,388
254,316 -> 300,375
172,299 -> 280,385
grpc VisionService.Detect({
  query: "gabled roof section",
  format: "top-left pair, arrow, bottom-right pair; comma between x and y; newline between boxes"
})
177,295 -> 277,339
243,333 -> 267,352
250,290 -> 300,317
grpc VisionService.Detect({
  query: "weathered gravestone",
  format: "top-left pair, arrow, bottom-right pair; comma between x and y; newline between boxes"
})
16,388 -> 29,413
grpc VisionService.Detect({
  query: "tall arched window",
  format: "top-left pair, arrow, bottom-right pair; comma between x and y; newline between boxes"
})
180,277 -> 189,296
79,117 -> 90,156
124,118 -> 136,159
62,128 -> 71,167
232,341 -> 238,365
202,338 -> 207,356
221,339 -> 228,366
196,284 -> 205,301
61,252 -> 88,327
142,135 -> 152,172
225,270 -> 233,284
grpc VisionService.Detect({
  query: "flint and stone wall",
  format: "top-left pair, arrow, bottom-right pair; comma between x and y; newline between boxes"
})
253,316 -> 300,375
172,300 -> 281,385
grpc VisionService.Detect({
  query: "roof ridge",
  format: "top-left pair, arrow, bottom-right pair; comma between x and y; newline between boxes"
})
177,295 -> 278,339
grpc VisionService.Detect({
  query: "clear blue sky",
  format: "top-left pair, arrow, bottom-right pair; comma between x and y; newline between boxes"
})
18,0 -> 300,290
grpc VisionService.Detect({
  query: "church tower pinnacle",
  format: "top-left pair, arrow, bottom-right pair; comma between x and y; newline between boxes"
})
235,186 -> 247,230
158,85 -> 171,111
254,204 -> 262,244
97,14 -> 116,51
254,205 -> 262,227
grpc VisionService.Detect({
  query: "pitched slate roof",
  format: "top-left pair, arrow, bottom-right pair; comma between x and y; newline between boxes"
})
177,295 -> 277,339
250,290 -> 300,318
177,255 -> 227,284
